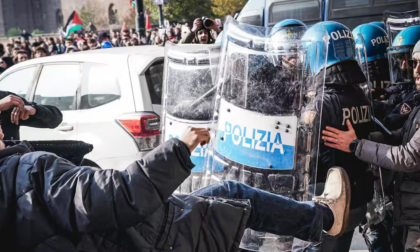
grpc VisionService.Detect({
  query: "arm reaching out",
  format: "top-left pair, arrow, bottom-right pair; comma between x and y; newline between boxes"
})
34,128 -> 210,233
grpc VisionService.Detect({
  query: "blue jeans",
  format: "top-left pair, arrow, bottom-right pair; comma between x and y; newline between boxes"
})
191,181 -> 333,242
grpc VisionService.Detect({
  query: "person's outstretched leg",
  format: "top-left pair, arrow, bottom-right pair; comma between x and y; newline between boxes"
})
192,167 -> 350,243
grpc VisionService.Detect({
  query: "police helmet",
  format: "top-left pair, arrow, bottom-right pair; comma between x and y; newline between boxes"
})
302,21 -> 355,74
271,19 -> 307,36
370,21 -> 386,31
387,25 -> 420,85
352,24 -> 389,62
268,20 -> 307,66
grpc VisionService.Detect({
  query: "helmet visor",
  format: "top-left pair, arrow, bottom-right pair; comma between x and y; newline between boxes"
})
387,45 -> 414,85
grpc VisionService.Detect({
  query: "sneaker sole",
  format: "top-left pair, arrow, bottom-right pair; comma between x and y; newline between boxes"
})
333,167 -> 351,237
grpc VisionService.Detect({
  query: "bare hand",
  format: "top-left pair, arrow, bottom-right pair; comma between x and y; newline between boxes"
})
11,105 -> 36,125
0,95 -> 25,111
191,18 -> 203,33
322,120 -> 357,153
181,127 -> 210,154
11,107 -> 21,125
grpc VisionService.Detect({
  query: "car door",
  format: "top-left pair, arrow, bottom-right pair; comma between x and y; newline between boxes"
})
77,62 -> 129,163
20,63 -> 81,140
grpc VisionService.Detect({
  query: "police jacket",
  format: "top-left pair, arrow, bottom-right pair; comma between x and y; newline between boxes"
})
0,139 -> 250,252
0,91 -> 63,140
317,60 -> 375,209
383,88 -> 420,131
355,104 -> 420,226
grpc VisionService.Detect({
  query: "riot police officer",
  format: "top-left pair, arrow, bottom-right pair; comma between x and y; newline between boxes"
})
322,39 -> 420,251
302,21 -> 376,251
381,26 -> 420,130
352,23 -> 397,252
352,23 -> 390,122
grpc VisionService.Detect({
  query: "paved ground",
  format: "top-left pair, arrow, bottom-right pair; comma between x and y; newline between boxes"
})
350,230 -> 368,252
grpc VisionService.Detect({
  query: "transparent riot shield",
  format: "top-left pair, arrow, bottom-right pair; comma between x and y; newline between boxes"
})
204,17 -> 328,251
161,42 -> 220,194
384,10 -> 420,43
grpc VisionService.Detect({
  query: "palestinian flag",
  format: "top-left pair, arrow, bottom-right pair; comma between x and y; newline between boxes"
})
62,11 -> 83,38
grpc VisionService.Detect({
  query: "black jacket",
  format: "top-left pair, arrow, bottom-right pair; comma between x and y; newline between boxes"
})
317,60 -> 375,209
0,139 -> 250,252
0,91 -> 63,140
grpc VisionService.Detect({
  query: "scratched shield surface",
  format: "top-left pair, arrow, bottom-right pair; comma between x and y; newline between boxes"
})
161,42 -> 220,193
203,17 -> 329,252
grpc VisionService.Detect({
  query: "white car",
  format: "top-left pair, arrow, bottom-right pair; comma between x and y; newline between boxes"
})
0,46 -> 164,170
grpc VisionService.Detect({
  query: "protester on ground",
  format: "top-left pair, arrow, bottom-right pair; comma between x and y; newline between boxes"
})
0,124 -> 352,252
322,39 -> 420,251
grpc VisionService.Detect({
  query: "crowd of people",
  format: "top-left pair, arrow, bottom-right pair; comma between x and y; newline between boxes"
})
0,17 -> 222,74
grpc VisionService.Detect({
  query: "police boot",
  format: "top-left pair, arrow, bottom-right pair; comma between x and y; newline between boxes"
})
314,167 -> 351,236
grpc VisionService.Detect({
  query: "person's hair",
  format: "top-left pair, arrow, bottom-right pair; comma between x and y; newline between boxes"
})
17,50 -> 27,55
6,43 -> 12,48
49,37 -> 56,45
0,43 -> 4,56
14,41 -> 22,45
2,56 -> 14,69
89,38 -> 96,44
35,47 -> 47,55
66,38 -> 74,43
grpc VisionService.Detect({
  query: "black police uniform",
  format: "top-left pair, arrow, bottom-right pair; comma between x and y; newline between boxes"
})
318,60 -> 375,209
383,88 -> 420,131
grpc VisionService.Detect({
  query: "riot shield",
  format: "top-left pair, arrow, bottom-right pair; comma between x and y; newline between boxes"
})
161,42 -> 220,193
204,17 -> 328,251
383,10 -> 420,43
